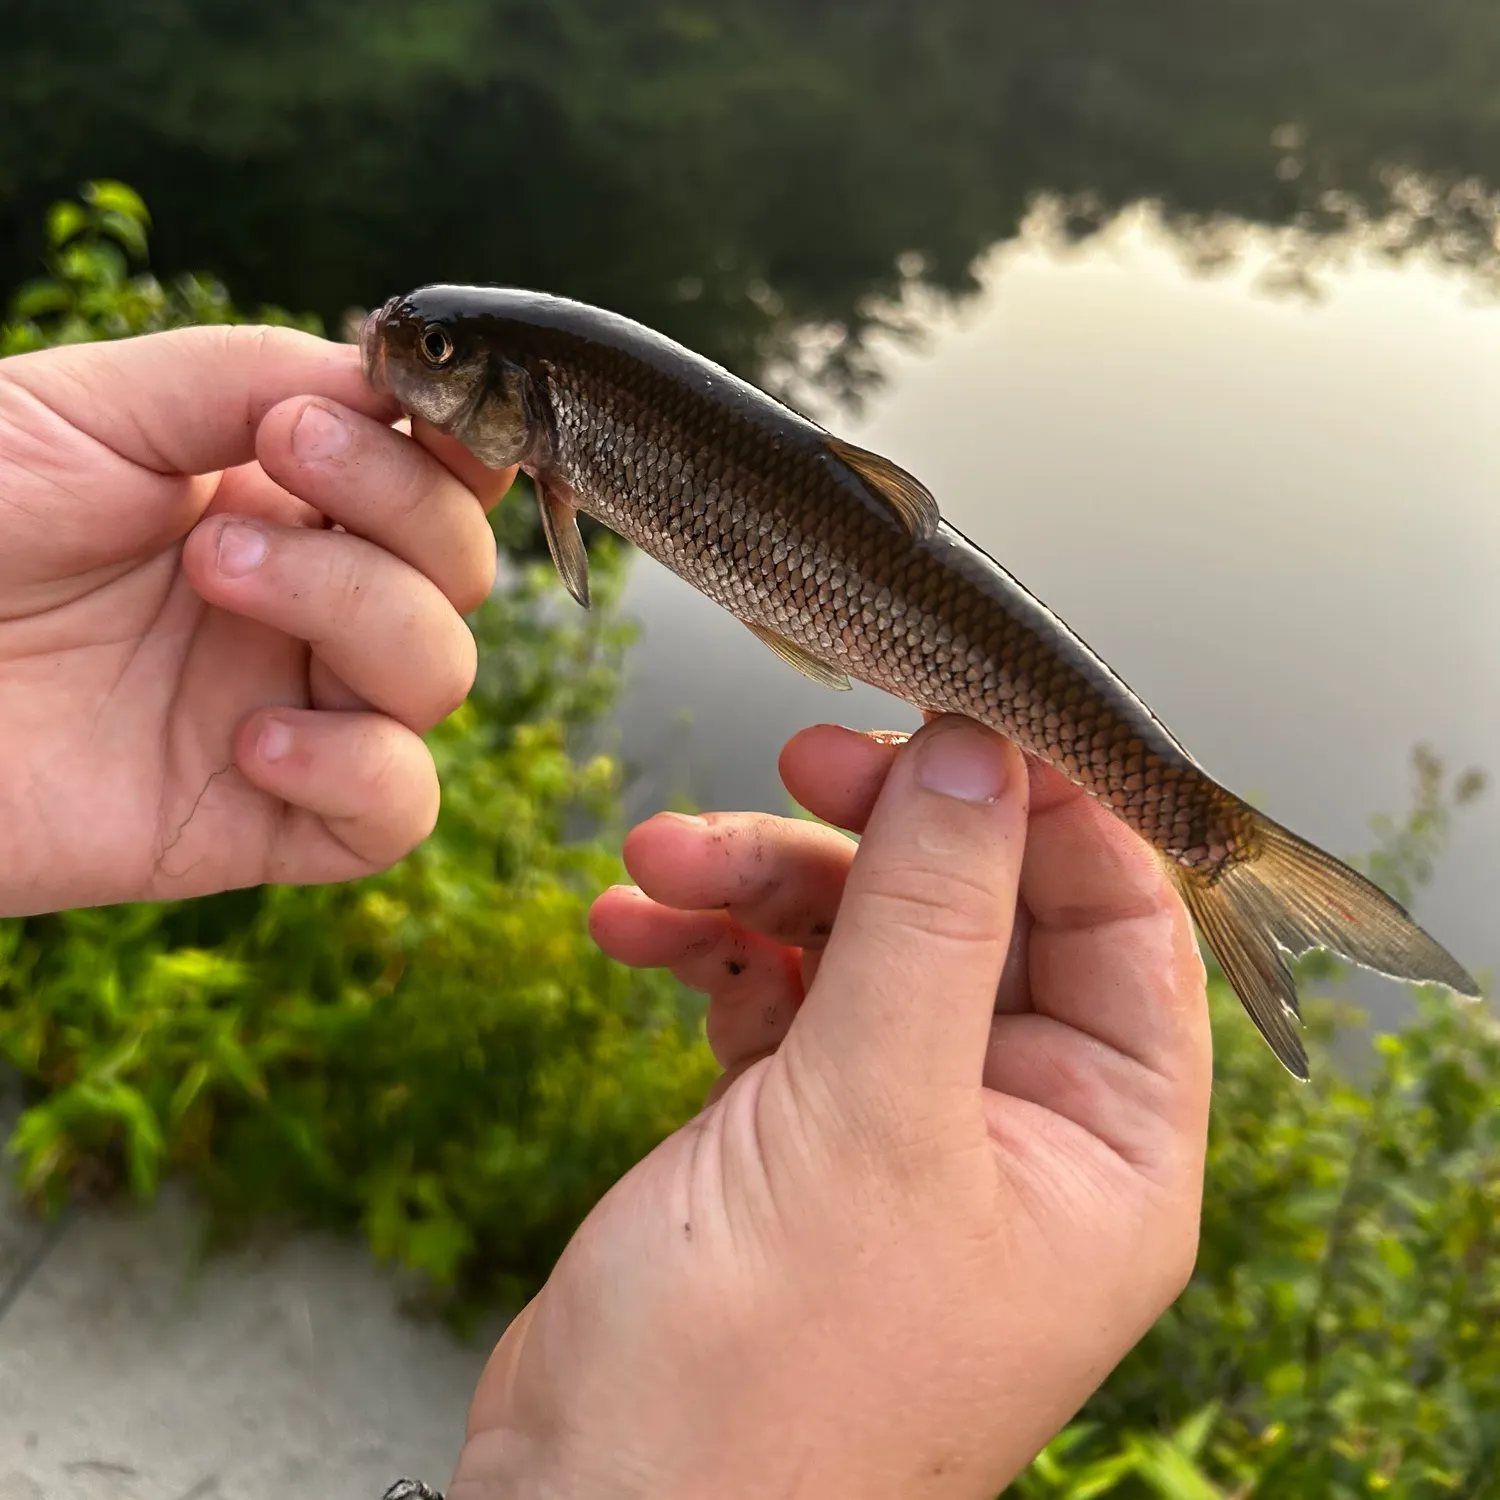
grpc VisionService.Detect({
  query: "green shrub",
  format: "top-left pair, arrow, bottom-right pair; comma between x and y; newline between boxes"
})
0,185 -> 717,1317
0,178 -> 323,353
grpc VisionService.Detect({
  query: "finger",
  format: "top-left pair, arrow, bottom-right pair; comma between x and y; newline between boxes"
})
182,514 -> 476,733
979,1011 -> 1196,1177
620,810 -> 856,950
785,725 -> 1208,1116
589,886 -> 804,1069
706,981 -> 800,1074
780,724 -> 1057,836
6,326 -> 394,480
996,898 -> 1035,1014
211,458 -> 326,531
589,885 -> 730,968
411,418 -> 520,511
256,398 -> 507,614
1014,764 -> 1210,1091
703,1051 -> 778,1110
308,655 -> 373,714
234,707 -> 440,878
0,332 -> 383,593
790,878 -> 1033,1013
777,724 -> 910,835
796,716 -> 1029,1097
778,727 -> 1036,1010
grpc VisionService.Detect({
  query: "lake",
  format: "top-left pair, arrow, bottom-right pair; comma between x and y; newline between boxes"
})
609,206 -> 1500,1027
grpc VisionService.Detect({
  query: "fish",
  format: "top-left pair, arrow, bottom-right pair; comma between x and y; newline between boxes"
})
359,283 -> 1481,1080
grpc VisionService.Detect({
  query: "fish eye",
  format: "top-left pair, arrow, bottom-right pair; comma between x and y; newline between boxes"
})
419,324 -> 455,366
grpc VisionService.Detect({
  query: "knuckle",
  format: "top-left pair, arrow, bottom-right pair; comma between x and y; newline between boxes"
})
411,777 -> 442,847
383,461 -> 435,530
372,732 -> 440,852
423,628 -> 477,725
323,547 -> 372,628
738,882 -> 802,940
450,555 -> 497,617
213,322 -> 292,383
856,861 -> 1006,948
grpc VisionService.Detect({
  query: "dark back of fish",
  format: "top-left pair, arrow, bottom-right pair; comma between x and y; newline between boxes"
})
367,286 -> 1482,1080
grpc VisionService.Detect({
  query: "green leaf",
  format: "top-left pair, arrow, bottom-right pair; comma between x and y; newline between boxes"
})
1377,1235 -> 1417,1279
1063,1453 -> 1139,1499
45,201 -> 89,248
1171,1405 -> 1222,1461
99,209 -> 150,260
1044,1424 -> 1102,1464
1130,1436 -> 1227,1500
169,1061 -> 214,1127
82,180 -> 151,226
212,1032 -> 268,1102
8,279 -> 71,319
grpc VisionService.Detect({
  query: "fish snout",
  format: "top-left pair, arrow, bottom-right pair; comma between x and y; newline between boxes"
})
358,299 -> 395,391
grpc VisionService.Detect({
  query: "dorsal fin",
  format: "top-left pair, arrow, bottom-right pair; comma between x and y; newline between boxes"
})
744,622 -> 851,690
827,435 -> 940,540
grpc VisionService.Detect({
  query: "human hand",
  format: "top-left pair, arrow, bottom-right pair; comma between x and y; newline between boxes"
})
453,716 -> 1213,1500
0,326 -> 514,918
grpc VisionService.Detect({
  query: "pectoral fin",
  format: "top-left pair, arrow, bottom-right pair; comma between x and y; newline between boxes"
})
827,435 -> 940,540
745,622 -> 851,690
536,478 -> 591,609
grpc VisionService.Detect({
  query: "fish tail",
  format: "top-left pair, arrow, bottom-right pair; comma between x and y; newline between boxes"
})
1168,807 -> 1480,1081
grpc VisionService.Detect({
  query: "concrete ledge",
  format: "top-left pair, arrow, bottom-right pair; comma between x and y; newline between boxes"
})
0,1156 -> 506,1500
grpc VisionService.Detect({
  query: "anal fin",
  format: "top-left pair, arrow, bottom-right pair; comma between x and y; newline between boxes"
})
745,622 -> 851,690
535,476 -> 590,609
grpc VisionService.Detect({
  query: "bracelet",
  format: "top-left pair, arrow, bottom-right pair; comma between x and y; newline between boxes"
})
382,1483 -> 444,1500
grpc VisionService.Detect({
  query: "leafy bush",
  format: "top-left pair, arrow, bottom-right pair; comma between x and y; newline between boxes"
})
0,178 -> 322,353
0,185 -> 717,1317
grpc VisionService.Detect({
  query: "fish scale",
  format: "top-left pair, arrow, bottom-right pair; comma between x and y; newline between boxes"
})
545,344 -> 1234,868
363,283 -> 1481,1080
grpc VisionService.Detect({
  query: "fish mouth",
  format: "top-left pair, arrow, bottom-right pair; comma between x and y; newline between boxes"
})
359,299 -> 393,392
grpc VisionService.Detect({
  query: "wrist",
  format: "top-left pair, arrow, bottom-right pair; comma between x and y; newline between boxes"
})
451,1429 -> 625,1500
453,1425 -> 700,1500
451,1412 -> 1034,1500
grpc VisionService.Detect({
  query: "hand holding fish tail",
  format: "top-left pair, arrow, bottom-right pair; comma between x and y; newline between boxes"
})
458,717 -> 1211,1499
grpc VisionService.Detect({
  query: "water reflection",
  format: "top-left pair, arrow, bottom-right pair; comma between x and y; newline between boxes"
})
614,208 -> 1500,1023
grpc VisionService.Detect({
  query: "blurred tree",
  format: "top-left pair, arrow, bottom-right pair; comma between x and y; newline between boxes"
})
6,1 -> 1500,403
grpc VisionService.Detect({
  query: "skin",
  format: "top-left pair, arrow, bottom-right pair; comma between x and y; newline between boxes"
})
0,325 -> 1212,1499
453,718 -> 1213,1500
0,324 -> 516,917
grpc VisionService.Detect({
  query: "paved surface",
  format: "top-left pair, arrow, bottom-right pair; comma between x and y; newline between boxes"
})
0,1089 -> 507,1500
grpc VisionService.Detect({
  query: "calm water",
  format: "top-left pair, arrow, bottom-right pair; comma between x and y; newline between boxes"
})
609,209 -> 1500,1025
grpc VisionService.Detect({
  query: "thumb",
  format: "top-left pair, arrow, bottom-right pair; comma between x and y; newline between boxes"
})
793,715 -> 1029,1099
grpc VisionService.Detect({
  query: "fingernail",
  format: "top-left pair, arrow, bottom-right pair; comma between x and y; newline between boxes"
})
291,402 -> 351,462
914,721 -> 1011,803
217,522 -> 268,577
659,811 -> 708,829
258,718 -> 294,763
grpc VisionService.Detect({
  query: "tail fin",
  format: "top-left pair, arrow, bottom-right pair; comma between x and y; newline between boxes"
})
1168,808 -> 1480,1081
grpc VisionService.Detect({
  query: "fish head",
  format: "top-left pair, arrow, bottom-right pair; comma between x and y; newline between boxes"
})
361,288 -> 547,470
